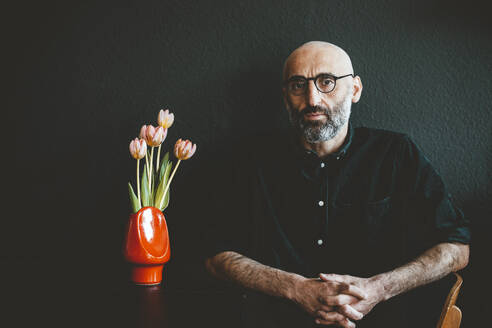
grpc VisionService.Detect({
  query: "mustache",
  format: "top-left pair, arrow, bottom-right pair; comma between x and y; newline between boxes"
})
299,105 -> 330,116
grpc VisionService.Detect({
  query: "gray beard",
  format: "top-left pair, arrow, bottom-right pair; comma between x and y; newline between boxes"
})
288,95 -> 352,143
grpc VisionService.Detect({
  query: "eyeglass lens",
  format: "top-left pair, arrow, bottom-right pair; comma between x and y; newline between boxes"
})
287,74 -> 336,95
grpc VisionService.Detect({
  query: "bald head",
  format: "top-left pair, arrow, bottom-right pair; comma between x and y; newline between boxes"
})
283,41 -> 354,81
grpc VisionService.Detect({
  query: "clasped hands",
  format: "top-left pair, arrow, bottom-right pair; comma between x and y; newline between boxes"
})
292,273 -> 385,328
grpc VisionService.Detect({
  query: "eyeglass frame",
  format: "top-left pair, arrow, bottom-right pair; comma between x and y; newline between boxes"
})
283,73 -> 355,95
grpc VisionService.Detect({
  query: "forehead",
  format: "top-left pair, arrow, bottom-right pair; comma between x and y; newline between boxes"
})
283,46 -> 352,80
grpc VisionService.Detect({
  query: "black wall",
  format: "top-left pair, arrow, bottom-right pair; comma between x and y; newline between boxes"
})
6,0 -> 491,326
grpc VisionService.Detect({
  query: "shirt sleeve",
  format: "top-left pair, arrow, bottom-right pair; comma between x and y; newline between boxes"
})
398,135 -> 471,255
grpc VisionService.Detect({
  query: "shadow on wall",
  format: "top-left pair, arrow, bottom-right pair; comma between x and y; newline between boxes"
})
162,64 -> 289,289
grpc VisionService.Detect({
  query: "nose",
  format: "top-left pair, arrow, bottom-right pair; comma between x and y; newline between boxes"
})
306,80 -> 321,107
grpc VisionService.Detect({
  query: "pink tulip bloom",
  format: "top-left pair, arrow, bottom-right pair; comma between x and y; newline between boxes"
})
151,126 -> 167,146
174,138 -> 197,160
129,138 -> 147,160
158,109 -> 174,129
157,138 -> 197,209
139,125 -> 149,139
140,125 -> 167,147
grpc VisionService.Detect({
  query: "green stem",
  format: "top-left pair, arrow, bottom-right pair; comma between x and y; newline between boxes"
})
137,159 -> 141,207
158,159 -> 181,209
145,151 -> 150,179
156,144 -> 162,174
149,147 -> 154,191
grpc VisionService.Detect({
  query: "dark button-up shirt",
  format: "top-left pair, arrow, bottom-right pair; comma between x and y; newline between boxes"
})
205,124 -> 470,327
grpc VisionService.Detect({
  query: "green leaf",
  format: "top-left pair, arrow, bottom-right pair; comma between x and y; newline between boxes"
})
161,161 -> 172,210
154,161 -> 172,211
128,182 -> 141,214
151,165 -> 156,200
141,164 -> 151,207
157,152 -> 169,186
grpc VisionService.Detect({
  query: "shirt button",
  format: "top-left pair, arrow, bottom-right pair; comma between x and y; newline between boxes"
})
318,200 -> 324,206
317,239 -> 323,246
320,162 -> 325,168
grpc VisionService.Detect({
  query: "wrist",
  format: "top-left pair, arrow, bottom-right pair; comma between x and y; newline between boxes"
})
369,274 -> 390,302
285,273 -> 305,302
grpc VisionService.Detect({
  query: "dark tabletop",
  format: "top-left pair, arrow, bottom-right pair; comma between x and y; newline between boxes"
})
3,259 -> 241,328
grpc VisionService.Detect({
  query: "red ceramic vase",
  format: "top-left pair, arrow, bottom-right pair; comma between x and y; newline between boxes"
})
123,206 -> 171,285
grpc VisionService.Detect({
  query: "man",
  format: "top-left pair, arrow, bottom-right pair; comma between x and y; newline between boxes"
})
204,41 -> 470,327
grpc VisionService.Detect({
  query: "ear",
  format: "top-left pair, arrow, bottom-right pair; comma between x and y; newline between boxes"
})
351,76 -> 363,103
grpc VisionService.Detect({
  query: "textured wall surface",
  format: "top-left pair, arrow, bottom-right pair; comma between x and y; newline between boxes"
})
6,0 -> 491,326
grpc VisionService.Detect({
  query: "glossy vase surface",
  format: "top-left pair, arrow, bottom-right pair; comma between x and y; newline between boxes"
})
123,206 -> 171,285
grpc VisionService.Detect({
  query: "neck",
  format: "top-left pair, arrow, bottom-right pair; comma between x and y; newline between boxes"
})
300,123 -> 349,158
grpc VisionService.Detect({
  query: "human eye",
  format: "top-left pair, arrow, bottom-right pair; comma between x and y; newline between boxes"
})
289,79 -> 306,91
319,75 -> 334,87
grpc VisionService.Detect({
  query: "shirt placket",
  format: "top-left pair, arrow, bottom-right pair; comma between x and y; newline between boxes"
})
316,160 -> 329,248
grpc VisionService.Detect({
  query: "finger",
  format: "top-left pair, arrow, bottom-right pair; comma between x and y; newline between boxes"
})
318,305 -> 336,313
340,284 -> 368,300
315,316 -> 356,328
338,317 -> 357,328
337,304 -> 364,321
324,294 -> 359,306
316,310 -> 346,323
319,273 -> 345,282
314,318 -> 337,326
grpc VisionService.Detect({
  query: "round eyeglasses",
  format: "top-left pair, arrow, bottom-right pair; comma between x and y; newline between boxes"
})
284,73 -> 354,95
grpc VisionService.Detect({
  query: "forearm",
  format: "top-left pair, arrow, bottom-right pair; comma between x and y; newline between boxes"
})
205,251 -> 302,300
372,242 -> 469,301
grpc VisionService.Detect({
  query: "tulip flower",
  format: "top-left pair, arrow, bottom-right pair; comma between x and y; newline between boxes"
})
158,109 -> 174,129
140,125 -> 167,147
129,138 -> 147,205
174,138 -> 197,160
139,125 -> 153,188
156,110 -> 174,171
158,139 -> 197,209
139,125 -> 168,191
129,138 -> 147,160
139,125 -> 147,139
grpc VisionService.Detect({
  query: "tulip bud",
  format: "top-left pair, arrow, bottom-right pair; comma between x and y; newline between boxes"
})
129,138 -> 147,160
158,109 -> 174,129
174,138 -> 197,160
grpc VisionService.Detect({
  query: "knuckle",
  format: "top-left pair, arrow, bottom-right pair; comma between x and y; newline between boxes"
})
339,318 -> 351,328
321,305 -> 334,312
335,312 -> 346,322
342,317 -> 354,325
340,304 -> 350,312
333,296 -> 344,306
